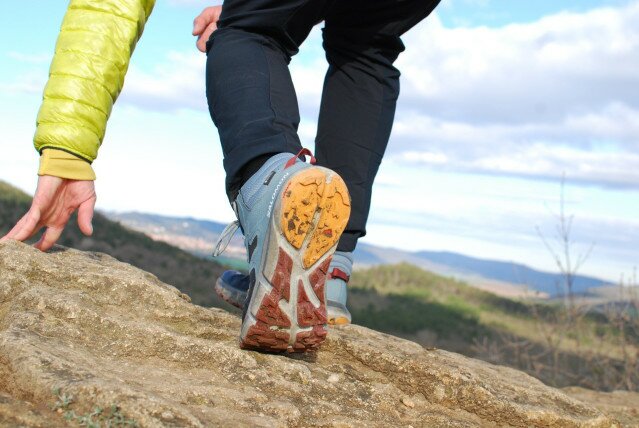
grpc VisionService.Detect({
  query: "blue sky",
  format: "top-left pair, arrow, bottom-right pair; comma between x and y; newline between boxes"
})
1,0 -> 638,282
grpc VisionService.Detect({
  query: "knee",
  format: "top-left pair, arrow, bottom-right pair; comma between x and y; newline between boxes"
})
207,27 -> 274,57
209,25 -> 295,61
322,27 -> 405,71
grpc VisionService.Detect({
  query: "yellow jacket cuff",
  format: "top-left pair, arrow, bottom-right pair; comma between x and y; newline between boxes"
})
38,149 -> 96,181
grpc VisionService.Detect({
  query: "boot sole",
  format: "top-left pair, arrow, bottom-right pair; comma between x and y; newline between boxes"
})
214,279 -> 353,326
239,167 -> 350,353
214,278 -> 245,310
327,302 -> 352,326
328,316 -> 351,326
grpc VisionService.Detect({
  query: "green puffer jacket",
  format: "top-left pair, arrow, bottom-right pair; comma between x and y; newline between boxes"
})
34,0 -> 155,168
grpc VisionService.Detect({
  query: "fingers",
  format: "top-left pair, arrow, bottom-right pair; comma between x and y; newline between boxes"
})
1,209 -> 42,242
77,196 -> 96,236
1,178 -> 96,252
196,21 -> 219,52
34,226 -> 64,252
192,13 -> 207,36
0,214 -> 25,242
2,174 -> 62,243
192,6 -> 221,36
193,5 -> 222,52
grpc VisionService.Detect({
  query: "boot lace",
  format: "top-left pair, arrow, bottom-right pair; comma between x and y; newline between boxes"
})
212,220 -> 240,257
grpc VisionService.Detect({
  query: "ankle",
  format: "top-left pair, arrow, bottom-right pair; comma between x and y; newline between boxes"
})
331,251 -> 354,277
228,153 -> 277,200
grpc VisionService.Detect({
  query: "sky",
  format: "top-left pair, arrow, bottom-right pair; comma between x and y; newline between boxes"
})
1,0 -> 638,283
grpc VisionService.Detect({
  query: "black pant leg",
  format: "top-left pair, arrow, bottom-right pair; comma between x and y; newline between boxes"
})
316,0 -> 441,252
206,0 -> 329,201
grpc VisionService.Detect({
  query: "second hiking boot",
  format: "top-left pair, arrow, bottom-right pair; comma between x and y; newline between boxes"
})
325,251 -> 353,325
219,150 -> 351,353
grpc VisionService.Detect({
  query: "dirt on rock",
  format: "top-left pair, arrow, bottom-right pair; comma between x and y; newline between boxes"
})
0,240 -> 628,427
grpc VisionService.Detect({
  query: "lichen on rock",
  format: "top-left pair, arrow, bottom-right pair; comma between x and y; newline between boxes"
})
0,241 -> 626,427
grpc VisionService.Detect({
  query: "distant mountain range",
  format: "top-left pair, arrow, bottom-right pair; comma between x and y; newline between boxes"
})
105,211 -> 610,298
354,244 -> 611,297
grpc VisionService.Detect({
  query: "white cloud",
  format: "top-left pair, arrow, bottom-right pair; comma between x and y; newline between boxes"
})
383,3 -> 639,187
120,51 -> 207,111
397,4 -> 639,124
7,51 -> 51,64
0,71 -> 46,94
390,101 -> 639,187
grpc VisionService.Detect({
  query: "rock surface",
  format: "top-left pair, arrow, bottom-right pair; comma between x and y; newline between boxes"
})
562,388 -> 639,428
0,241 -> 625,427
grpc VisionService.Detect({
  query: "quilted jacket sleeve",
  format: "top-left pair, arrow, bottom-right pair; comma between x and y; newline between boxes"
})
33,0 -> 155,169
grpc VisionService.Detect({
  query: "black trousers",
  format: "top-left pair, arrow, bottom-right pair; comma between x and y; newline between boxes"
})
206,0 -> 440,252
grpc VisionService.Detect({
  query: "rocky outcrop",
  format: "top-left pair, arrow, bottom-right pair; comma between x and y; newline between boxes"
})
0,241 -> 625,427
562,388 -> 638,428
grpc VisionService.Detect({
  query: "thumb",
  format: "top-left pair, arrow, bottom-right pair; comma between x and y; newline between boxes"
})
77,196 -> 96,236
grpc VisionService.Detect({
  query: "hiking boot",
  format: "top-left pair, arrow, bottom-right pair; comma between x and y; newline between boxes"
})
325,251 -> 353,325
215,251 -> 354,326
214,270 -> 248,310
213,150 -> 351,352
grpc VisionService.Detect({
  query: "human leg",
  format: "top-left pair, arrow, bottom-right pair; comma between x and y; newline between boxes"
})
206,0 -> 329,200
313,0 -> 441,322
207,0 -> 352,352
316,0 -> 442,252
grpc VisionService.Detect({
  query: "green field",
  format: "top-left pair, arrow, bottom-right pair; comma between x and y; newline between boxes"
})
349,263 -> 638,391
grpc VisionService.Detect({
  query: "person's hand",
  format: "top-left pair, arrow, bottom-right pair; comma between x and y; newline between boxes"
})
0,176 -> 96,252
193,6 -> 222,53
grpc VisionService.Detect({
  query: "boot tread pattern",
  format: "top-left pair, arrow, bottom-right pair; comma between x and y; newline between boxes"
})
240,168 -> 351,353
